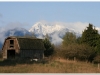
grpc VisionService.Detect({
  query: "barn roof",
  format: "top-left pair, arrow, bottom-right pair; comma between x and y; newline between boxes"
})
6,36 -> 45,50
17,37 -> 45,50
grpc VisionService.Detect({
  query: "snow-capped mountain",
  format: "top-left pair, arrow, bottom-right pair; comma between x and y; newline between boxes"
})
29,22 -> 65,35
29,22 -> 81,45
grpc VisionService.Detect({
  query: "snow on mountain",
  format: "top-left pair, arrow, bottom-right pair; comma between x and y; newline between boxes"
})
29,22 -> 65,35
29,22 -> 81,45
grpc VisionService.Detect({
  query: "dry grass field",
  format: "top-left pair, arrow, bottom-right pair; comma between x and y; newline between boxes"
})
0,58 -> 100,73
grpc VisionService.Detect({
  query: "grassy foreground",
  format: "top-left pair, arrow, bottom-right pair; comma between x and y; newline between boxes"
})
0,58 -> 100,73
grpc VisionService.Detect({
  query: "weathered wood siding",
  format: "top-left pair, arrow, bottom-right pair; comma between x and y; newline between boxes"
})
2,40 -> 8,59
2,38 -> 20,59
20,50 -> 44,59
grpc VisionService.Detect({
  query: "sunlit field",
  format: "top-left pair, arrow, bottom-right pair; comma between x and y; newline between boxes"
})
0,58 -> 100,73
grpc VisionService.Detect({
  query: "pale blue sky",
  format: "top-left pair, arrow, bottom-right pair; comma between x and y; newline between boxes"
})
0,2 -> 100,29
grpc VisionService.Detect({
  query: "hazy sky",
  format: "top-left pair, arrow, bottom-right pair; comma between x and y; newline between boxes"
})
0,2 -> 100,30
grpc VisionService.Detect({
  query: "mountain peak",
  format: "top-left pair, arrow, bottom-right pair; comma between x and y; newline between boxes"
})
29,22 -> 65,35
29,22 -> 81,45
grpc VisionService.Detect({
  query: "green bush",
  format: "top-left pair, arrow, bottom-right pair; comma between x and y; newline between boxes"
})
57,44 -> 95,62
43,36 -> 54,57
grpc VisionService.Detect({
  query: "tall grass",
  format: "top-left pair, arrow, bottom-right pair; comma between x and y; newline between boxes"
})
0,58 -> 100,73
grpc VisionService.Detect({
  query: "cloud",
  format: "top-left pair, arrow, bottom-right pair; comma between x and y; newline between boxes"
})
0,22 -> 30,35
51,33 -> 63,45
34,20 -> 95,34
4,22 -> 29,30
0,22 -> 30,41
96,27 -> 100,34
49,21 -> 89,34
0,27 -> 8,44
50,22 -> 89,45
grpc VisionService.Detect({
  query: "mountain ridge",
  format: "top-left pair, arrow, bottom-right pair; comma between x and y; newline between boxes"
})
29,22 -> 81,45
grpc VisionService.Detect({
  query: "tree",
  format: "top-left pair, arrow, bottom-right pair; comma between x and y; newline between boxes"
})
43,34 -> 54,57
61,44 -> 94,61
76,37 -> 81,44
62,32 -> 77,46
95,35 -> 100,54
80,23 -> 100,62
81,23 -> 99,48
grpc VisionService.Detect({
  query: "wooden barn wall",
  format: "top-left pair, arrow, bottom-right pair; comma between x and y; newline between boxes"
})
2,38 -> 20,59
20,50 -> 44,59
2,40 -> 8,59
14,39 -> 20,53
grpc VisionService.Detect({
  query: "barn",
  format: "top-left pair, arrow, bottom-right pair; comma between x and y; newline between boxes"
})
2,36 -> 45,60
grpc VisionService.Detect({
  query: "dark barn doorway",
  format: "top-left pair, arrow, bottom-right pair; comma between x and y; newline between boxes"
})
7,50 -> 15,59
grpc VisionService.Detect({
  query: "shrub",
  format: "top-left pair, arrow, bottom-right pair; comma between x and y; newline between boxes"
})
43,36 -> 54,57
57,44 -> 95,62
93,55 -> 100,64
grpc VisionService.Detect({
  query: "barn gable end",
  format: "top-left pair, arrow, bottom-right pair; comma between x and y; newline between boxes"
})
2,37 -> 20,59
